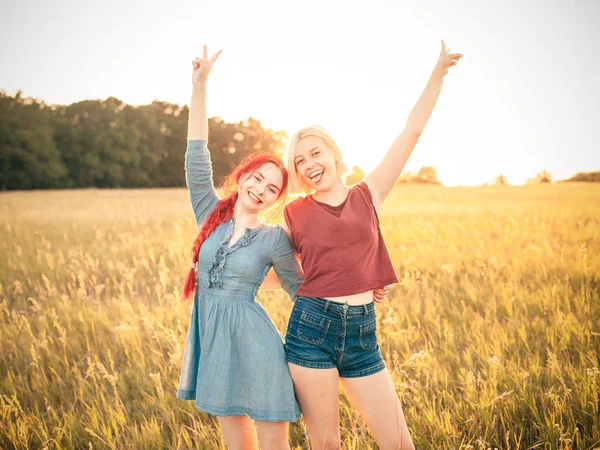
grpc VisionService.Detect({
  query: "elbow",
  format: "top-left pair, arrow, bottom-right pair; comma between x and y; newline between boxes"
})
404,126 -> 422,139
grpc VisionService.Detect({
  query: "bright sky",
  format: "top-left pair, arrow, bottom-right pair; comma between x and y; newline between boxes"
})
1,0 -> 598,186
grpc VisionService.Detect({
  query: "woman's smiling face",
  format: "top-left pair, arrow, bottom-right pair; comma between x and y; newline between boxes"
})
293,136 -> 340,193
237,162 -> 284,212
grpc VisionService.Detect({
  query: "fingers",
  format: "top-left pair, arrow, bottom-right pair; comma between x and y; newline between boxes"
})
372,287 -> 389,302
440,39 -> 464,58
210,49 -> 223,64
373,292 -> 385,302
191,47 -> 222,79
449,53 -> 463,68
193,48 -> 223,66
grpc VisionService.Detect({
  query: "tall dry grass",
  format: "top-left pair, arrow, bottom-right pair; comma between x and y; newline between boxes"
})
1,183 -> 599,449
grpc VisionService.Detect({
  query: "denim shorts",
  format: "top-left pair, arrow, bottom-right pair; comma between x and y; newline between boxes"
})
284,296 -> 386,378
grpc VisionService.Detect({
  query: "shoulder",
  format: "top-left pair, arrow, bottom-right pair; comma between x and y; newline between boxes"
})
283,195 -> 314,233
262,223 -> 285,238
284,194 -> 311,216
351,181 -> 374,204
263,224 -> 293,247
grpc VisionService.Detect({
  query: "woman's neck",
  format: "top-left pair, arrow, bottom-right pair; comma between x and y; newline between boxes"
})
312,180 -> 349,206
233,201 -> 261,229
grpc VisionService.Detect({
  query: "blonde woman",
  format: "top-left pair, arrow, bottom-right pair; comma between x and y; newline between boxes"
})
283,41 -> 463,449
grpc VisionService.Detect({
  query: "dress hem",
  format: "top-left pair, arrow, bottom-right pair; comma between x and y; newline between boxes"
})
177,390 -> 301,422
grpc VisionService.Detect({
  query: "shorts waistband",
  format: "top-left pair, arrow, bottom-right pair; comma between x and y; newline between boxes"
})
296,296 -> 375,316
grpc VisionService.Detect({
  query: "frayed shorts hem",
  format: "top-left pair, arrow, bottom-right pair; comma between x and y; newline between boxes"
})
339,360 -> 386,378
285,355 -> 336,370
286,356 -> 386,378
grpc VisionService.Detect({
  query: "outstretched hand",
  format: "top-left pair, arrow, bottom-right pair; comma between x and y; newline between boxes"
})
436,40 -> 463,76
191,45 -> 223,85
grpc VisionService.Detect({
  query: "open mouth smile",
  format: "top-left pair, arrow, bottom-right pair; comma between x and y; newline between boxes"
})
309,169 -> 324,184
248,191 -> 263,204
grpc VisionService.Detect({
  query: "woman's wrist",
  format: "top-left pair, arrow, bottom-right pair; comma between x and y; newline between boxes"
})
432,63 -> 448,78
192,80 -> 208,92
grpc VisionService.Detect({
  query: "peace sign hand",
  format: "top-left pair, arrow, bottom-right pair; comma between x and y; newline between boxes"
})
191,45 -> 223,85
436,40 -> 463,76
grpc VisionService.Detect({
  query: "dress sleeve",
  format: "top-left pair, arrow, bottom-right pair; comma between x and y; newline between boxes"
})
283,205 -> 297,250
270,226 -> 304,301
185,140 -> 219,226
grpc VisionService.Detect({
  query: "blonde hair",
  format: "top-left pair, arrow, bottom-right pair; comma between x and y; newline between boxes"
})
285,125 -> 350,194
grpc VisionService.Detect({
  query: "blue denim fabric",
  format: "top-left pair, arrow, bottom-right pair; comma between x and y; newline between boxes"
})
285,296 -> 386,378
177,140 -> 303,422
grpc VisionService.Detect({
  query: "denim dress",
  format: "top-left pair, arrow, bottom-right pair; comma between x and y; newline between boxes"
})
177,140 -> 303,422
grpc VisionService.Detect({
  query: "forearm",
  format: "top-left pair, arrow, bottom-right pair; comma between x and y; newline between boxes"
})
405,65 -> 446,136
188,82 -> 208,140
364,66 -> 446,208
259,268 -> 283,290
364,41 -> 461,208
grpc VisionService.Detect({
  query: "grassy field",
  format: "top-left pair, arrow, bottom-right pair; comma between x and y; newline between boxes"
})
1,183 -> 599,449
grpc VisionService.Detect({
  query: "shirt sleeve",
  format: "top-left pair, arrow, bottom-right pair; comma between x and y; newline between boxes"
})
270,226 -> 304,301
185,140 -> 219,226
356,181 -> 381,224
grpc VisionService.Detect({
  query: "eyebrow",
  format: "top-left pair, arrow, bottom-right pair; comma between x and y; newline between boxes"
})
294,146 -> 320,161
255,171 -> 281,191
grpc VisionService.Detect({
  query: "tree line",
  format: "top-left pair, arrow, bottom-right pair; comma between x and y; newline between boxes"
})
2,91 -> 596,191
0,91 -> 286,190
494,170 -> 600,186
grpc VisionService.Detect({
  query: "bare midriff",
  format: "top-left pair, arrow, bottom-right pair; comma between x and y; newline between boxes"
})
325,290 -> 374,306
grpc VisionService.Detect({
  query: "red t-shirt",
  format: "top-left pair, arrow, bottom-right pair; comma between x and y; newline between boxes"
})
284,182 -> 398,298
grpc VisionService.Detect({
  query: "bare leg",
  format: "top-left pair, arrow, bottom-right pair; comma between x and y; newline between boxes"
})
288,363 -> 341,450
218,416 -> 258,450
340,369 -> 415,450
255,420 -> 290,450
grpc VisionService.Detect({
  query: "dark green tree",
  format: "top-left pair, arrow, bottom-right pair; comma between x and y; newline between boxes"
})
0,92 -> 288,190
0,91 -> 66,190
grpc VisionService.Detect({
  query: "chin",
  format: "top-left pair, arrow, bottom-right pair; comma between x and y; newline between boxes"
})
315,181 -> 331,192
302,179 -> 324,193
249,202 -> 264,212
255,204 -> 268,212
247,196 -> 269,212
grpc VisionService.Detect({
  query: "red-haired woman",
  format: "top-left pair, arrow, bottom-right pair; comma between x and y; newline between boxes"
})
177,47 -> 302,450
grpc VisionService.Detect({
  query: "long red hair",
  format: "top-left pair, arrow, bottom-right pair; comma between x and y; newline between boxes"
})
182,153 -> 289,300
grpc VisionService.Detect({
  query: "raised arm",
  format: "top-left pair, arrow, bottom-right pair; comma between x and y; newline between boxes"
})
364,40 -> 463,211
186,46 -> 223,226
